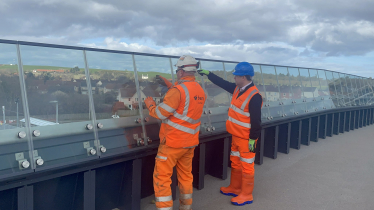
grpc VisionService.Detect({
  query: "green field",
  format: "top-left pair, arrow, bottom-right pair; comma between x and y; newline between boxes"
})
0,64 -> 173,80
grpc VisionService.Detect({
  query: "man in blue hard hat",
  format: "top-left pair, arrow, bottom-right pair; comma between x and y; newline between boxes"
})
198,62 -> 262,206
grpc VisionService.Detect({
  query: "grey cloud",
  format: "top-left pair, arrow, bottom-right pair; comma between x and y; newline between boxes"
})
0,0 -> 373,60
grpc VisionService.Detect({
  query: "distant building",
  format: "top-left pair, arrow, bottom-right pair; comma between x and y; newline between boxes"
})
142,74 -> 148,79
117,86 -> 162,110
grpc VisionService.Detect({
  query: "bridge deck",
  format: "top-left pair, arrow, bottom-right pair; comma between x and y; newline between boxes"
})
141,125 -> 374,210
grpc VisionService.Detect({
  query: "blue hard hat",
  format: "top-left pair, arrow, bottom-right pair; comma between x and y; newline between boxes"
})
232,62 -> 254,77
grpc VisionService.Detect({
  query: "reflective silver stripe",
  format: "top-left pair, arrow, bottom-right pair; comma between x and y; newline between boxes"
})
174,113 -> 200,124
230,151 -> 240,157
230,104 -> 250,117
180,193 -> 193,200
156,107 -> 168,120
240,156 -> 255,164
155,195 -> 173,202
159,103 -> 176,113
241,89 -> 258,110
180,84 -> 189,116
166,120 -> 200,135
157,207 -> 173,210
179,204 -> 192,210
156,155 -> 167,160
228,116 -> 251,128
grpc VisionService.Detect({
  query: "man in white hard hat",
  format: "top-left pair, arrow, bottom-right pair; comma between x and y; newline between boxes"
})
144,55 -> 206,210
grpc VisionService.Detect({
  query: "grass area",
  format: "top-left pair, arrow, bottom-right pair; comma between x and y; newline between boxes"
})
0,64 -> 173,80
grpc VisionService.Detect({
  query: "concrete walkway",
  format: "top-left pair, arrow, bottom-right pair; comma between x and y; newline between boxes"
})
141,125 -> 374,210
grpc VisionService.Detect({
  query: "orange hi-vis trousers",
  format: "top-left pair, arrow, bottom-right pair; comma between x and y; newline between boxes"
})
230,135 -> 256,175
154,143 -> 195,210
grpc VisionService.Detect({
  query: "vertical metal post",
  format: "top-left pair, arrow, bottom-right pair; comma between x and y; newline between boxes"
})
132,54 -> 148,145
169,57 -> 175,84
324,114 -> 328,138
131,159 -> 142,210
56,102 -> 59,124
84,170 -> 96,210
298,120 -> 302,149
342,112 -> 346,133
316,116 -> 320,142
274,126 -> 279,159
352,111 -> 356,130
331,112 -> 335,136
18,185 -> 33,210
287,122 -> 291,153
2,106 -> 5,130
16,44 -> 36,169
196,143 -> 206,190
308,118 -> 311,145
256,129 -> 265,165
83,50 -> 101,154
222,137 -> 230,179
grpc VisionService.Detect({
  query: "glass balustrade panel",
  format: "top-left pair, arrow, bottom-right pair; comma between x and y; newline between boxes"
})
260,65 -> 284,120
275,66 -> 295,117
317,70 -> 334,109
20,45 -> 98,168
0,43 -> 33,176
85,51 -> 143,153
288,67 -> 306,115
134,55 -> 174,141
200,60 -> 230,132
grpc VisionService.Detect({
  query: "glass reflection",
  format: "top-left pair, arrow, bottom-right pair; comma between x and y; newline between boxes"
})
288,68 -> 306,114
307,69 -> 325,111
300,68 -> 316,112
344,75 -> 355,106
369,79 -> 374,105
85,51 -> 137,119
20,46 -> 91,125
361,78 -> 370,105
200,61 -> 230,108
339,73 -> 350,106
275,67 -> 294,117
0,44 -> 24,130
134,55 -> 173,140
0,43 -> 33,175
354,76 -> 364,105
19,45 -> 98,166
317,70 -> 334,109
325,71 -> 338,107
333,72 -> 344,107
351,76 -> 361,106
260,65 -> 284,119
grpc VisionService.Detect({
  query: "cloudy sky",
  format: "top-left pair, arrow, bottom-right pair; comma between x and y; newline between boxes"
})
1,0 -> 373,77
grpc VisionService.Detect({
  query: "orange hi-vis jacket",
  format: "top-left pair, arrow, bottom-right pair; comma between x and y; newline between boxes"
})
148,76 -> 206,148
226,85 -> 262,138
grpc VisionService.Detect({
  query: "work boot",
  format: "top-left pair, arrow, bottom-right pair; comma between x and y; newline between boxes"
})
220,168 -> 242,197
231,173 -> 254,206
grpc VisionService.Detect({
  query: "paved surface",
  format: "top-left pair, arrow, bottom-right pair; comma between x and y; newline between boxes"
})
141,125 -> 374,210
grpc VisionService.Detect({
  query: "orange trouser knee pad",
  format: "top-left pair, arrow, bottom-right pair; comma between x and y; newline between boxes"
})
231,173 -> 254,206
220,168 -> 242,196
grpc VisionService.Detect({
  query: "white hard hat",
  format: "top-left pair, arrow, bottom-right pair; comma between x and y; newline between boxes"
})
175,55 -> 199,72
